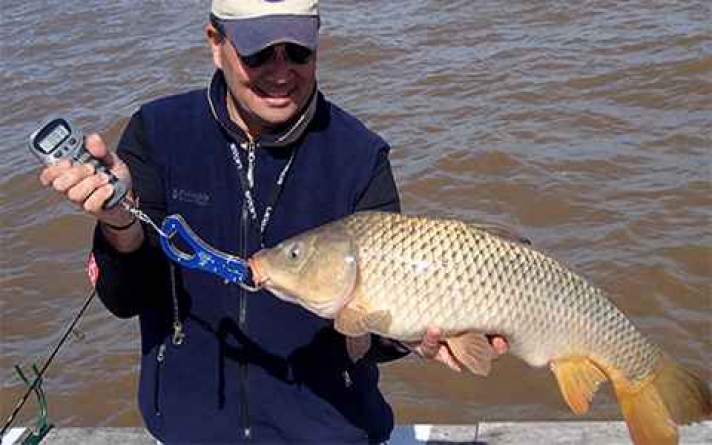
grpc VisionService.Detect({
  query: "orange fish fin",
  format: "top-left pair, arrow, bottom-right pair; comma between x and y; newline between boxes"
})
550,357 -> 607,415
612,354 -> 711,445
445,332 -> 496,376
334,307 -> 392,337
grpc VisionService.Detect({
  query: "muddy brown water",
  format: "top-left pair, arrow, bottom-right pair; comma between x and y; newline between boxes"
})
1,0 -> 710,429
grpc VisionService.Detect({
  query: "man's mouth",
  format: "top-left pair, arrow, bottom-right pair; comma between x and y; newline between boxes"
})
254,85 -> 295,100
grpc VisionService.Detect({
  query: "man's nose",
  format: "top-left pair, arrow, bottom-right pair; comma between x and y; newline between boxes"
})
265,46 -> 291,75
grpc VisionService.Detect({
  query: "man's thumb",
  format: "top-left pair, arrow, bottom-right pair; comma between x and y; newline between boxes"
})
84,133 -> 112,163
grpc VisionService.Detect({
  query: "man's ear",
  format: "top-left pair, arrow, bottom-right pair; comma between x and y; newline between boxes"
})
206,24 -> 223,69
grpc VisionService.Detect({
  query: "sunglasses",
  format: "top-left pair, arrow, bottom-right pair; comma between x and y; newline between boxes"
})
239,43 -> 314,69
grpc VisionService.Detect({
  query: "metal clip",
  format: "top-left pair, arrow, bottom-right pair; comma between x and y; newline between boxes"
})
172,321 -> 185,346
159,214 -> 260,291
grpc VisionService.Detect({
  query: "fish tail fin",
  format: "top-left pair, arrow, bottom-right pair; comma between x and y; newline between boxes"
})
612,354 -> 711,445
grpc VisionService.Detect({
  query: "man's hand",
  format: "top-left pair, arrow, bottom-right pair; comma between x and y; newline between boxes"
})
409,326 -> 509,372
39,134 -> 142,252
39,134 -> 132,220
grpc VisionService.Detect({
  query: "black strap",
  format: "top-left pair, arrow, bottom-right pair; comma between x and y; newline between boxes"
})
230,142 -> 297,247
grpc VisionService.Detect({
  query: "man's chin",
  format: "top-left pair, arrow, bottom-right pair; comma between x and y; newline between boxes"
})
253,107 -> 300,128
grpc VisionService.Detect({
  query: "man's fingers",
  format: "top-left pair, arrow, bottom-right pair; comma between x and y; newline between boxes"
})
51,163 -> 96,192
84,133 -> 131,187
67,173 -> 110,205
411,327 -> 508,373
418,326 -> 442,359
414,339 -> 464,372
436,346 -> 463,372
488,335 -> 509,356
39,159 -> 72,186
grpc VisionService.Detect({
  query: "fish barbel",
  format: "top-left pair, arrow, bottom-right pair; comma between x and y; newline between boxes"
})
250,211 -> 711,445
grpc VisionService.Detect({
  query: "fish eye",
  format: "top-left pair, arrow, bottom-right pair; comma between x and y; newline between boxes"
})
286,243 -> 301,261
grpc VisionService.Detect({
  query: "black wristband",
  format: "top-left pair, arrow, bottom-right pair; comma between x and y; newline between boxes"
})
101,217 -> 137,231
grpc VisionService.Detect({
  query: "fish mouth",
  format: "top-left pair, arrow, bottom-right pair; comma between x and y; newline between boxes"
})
248,257 -> 264,287
249,257 -> 280,295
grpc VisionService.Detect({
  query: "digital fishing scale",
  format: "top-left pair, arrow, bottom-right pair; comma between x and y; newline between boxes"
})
28,117 -> 128,209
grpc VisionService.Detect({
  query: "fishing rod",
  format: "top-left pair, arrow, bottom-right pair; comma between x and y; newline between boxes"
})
1,288 -> 96,440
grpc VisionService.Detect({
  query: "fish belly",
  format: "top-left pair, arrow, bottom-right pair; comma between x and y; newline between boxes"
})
350,212 -> 659,381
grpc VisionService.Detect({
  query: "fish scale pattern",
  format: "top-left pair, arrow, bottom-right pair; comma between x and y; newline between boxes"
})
343,212 -> 660,382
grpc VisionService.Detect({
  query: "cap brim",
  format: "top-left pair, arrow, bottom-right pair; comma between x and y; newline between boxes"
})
222,15 -> 319,56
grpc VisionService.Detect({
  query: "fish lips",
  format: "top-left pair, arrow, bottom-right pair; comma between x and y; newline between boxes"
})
248,257 -> 264,287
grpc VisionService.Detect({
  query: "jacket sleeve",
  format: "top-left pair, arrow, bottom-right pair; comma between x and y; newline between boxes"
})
92,110 -> 170,318
353,143 -> 410,363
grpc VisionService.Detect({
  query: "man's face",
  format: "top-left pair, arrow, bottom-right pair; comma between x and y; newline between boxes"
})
208,25 -> 317,135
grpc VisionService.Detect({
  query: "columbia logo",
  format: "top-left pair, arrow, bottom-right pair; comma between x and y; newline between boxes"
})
171,189 -> 210,206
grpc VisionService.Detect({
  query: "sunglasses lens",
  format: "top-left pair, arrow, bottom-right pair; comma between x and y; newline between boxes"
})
240,47 -> 275,68
240,44 -> 313,68
284,44 -> 313,64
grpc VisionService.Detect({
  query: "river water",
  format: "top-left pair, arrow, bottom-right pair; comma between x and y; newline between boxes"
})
1,0 -> 710,430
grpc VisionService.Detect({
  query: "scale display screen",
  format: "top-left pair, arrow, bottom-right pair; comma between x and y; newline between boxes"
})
35,120 -> 71,153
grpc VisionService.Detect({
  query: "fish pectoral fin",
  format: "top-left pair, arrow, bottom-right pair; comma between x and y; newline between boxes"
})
345,335 -> 372,362
445,332 -> 496,377
334,307 -> 392,337
550,357 -> 607,415
334,307 -> 368,336
362,310 -> 392,333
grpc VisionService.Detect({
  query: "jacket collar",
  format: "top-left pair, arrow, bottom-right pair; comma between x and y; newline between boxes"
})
206,70 -> 317,148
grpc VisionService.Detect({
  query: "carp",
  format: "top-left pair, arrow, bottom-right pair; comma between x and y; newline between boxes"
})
250,211 -> 711,445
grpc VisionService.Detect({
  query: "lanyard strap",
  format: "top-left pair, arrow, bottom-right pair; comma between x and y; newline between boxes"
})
229,142 -> 296,247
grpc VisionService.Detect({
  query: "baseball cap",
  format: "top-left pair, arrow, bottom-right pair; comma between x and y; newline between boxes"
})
211,0 -> 320,56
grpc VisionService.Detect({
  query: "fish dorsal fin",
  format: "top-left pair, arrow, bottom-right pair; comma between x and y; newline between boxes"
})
550,357 -> 608,415
445,332 -> 496,376
334,307 -> 392,337
468,222 -> 532,246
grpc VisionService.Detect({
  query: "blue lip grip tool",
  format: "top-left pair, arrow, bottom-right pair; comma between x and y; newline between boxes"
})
159,214 -> 252,286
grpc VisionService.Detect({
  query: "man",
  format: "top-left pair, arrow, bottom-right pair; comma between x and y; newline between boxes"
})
39,1 -> 506,443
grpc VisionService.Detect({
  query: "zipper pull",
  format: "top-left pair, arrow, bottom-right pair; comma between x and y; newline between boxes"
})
342,370 -> 353,388
157,344 -> 166,363
172,321 -> 185,346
